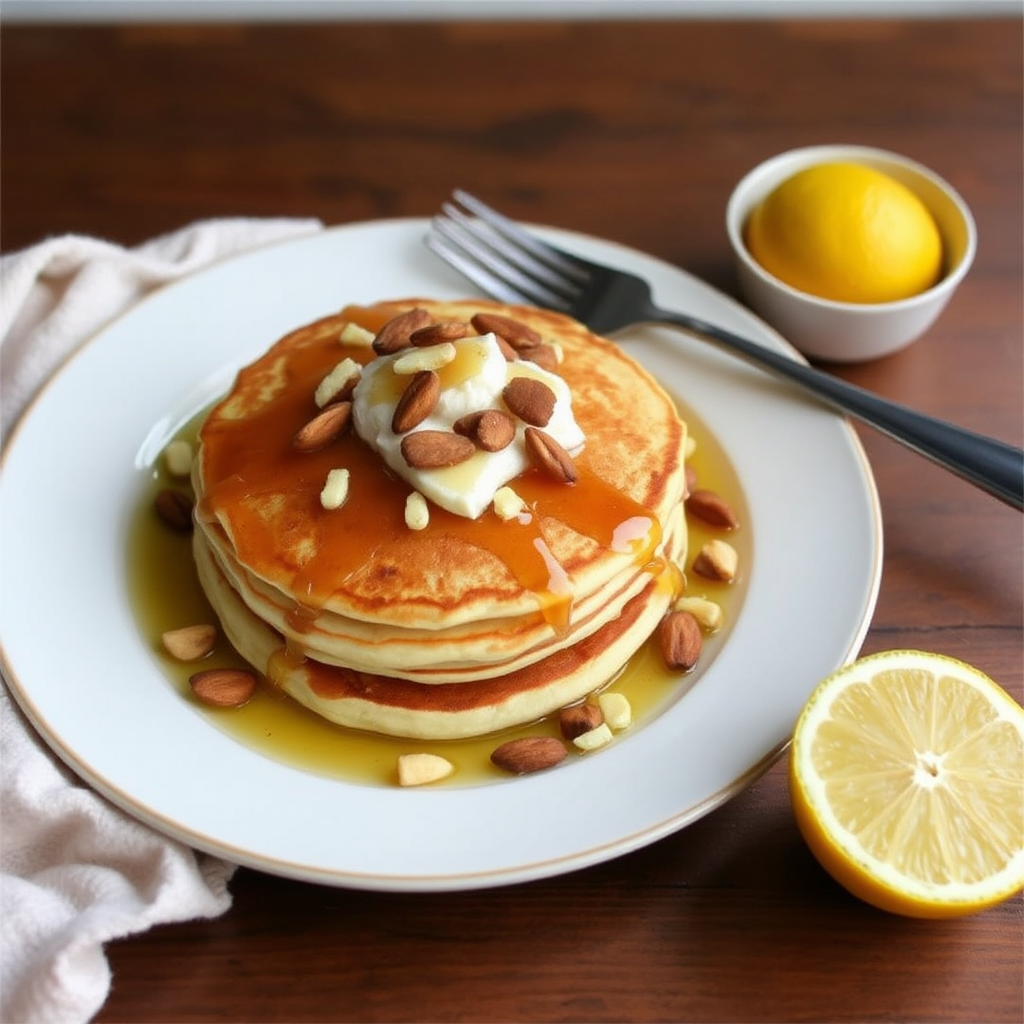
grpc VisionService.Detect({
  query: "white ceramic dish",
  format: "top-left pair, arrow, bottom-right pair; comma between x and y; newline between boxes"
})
726,144 -> 976,363
0,219 -> 882,891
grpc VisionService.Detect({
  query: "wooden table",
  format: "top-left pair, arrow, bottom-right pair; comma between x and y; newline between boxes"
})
3,14 -> 1021,1023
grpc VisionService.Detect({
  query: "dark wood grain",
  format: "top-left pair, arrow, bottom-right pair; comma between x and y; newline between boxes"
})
3,16 -> 1021,1024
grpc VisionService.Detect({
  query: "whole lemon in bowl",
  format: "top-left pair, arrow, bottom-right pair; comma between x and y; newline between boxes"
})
726,146 -> 975,362
744,161 -> 944,304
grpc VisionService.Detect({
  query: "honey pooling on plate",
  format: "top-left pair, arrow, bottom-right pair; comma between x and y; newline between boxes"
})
135,299 -> 747,785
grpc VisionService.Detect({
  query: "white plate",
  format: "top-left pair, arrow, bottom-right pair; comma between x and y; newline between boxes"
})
0,219 -> 881,891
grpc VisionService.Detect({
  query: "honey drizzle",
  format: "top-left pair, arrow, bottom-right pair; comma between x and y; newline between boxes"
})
197,331 -> 665,636
128,396 -> 747,789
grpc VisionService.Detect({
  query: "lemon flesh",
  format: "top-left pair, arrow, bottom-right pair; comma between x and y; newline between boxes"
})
790,650 -> 1024,918
745,162 -> 944,304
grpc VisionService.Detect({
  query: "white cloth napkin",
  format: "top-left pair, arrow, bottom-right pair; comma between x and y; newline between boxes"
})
0,217 -> 323,1024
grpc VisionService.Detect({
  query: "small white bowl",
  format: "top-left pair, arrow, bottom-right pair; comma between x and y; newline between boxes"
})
725,144 -> 976,363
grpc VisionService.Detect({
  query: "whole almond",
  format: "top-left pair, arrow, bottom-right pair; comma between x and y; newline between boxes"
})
372,307 -> 432,355
401,430 -> 476,469
494,335 -> 519,362
292,401 -> 353,452
558,702 -> 604,740
520,344 -> 560,373
502,377 -> 556,426
392,370 -> 441,434
524,427 -> 578,484
410,320 -> 471,346
453,409 -> 516,452
686,489 -> 739,529
155,488 -> 194,532
471,312 -> 542,351
490,736 -> 567,775
162,623 -> 217,661
189,668 -> 258,708
659,610 -> 702,671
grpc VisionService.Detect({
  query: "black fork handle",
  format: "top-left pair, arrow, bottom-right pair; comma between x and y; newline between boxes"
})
649,305 -> 1023,511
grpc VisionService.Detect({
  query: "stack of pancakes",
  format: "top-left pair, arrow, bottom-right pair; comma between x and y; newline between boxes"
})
192,298 -> 688,739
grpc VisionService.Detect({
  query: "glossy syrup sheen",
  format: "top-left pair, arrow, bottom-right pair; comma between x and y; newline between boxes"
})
198,332 -> 664,634
128,399 -> 748,789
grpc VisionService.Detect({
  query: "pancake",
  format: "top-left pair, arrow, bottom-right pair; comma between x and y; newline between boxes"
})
194,506 -> 684,738
193,501 -> 686,682
192,298 -> 689,738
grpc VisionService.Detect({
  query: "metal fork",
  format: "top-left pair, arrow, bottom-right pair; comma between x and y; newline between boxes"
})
427,189 -> 1023,511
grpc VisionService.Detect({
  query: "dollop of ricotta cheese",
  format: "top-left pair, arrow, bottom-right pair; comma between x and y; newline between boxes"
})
351,334 -> 585,519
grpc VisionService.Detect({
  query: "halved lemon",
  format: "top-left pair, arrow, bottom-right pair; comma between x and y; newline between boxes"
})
790,650 -> 1024,918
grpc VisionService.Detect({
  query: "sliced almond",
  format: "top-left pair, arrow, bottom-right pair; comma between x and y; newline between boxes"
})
453,409 -> 516,452
493,486 -> 527,521
163,439 -> 193,478
471,312 -> 542,351
292,401 -> 352,452
314,358 -> 361,408
154,488 -> 194,532
490,736 -> 567,775
338,321 -> 376,347
410,321 -> 471,346
598,692 -> 633,730
659,610 -> 702,671
572,722 -> 614,752
372,307 -> 432,355
401,430 -> 476,469
686,489 -> 739,529
404,491 -> 430,531
189,668 -> 257,708
524,427 -> 578,484
161,623 -> 217,661
392,370 -> 441,434
320,468 -> 351,510
692,538 -> 739,582
674,595 -> 724,631
397,752 -> 455,786
558,702 -> 604,740
393,343 -> 456,375
502,377 -> 556,427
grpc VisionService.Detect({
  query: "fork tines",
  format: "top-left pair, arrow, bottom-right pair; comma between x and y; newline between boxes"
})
427,190 -> 587,311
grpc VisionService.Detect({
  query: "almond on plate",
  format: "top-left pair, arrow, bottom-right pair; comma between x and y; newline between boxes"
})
490,736 -> 567,774
189,668 -> 258,708
161,624 -> 217,661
